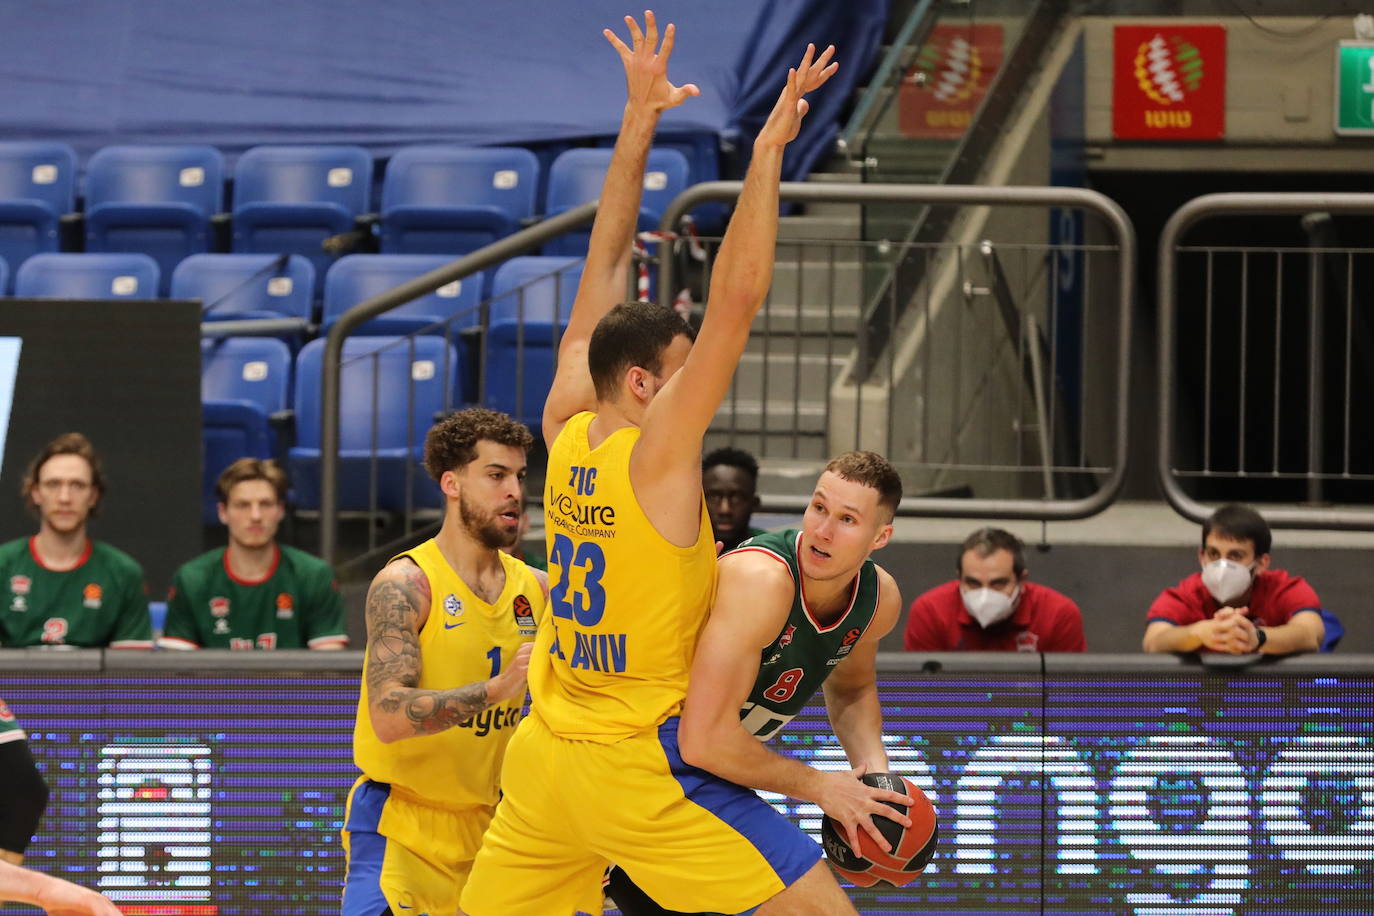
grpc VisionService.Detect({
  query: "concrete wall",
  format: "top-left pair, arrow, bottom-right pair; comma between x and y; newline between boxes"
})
830,20 -> 1091,500
870,509 -> 1374,655
1082,15 -> 1374,171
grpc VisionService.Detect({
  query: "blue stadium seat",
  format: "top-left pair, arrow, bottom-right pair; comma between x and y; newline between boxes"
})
484,256 -> 581,428
0,142 -> 76,291
380,147 -> 538,258
597,130 -> 723,231
172,254 -> 314,322
201,337 -> 293,524
84,145 -> 225,295
542,147 -> 690,256
0,256 -> 8,298
14,252 -> 159,300
231,145 -> 373,295
290,335 -> 459,511
322,254 -> 483,335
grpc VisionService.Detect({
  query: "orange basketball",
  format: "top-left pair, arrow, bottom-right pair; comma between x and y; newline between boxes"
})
820,773 -> 938,887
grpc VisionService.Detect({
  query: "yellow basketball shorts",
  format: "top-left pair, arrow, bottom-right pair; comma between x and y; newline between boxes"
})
341,777 -> 494,916
460,713 -> 822,916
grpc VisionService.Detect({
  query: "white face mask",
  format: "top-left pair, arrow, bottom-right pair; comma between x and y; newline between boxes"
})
1201,558 -> 1255,604
962,585 -> 1020,629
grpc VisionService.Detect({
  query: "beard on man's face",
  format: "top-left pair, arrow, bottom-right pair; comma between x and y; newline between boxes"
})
459,492 -> 519,549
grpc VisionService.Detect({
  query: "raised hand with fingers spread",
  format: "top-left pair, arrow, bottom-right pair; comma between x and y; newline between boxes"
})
756,43 -> 839,150
603,10 -> 701,114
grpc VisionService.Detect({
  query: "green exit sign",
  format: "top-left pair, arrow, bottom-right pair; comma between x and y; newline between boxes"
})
1335,41 -> 1374,135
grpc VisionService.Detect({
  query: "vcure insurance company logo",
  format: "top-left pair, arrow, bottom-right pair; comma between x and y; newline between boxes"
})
1113,25 -> 1226,140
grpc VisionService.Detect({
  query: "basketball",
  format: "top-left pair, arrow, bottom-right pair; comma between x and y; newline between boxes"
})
820,773 -> 938,887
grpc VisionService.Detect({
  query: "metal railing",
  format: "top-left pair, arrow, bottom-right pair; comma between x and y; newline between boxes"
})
854,0 -> 1069,380
836,0 -> 940,155
318,201 -> 597,564
1158,193 -> 1374,530
659,181 -> 1134,520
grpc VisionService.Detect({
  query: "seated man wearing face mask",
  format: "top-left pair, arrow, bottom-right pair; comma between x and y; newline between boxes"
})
1143,503 -> 1324,655
903,527 -> 1085,652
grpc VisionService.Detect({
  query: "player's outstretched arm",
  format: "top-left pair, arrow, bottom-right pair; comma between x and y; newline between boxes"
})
364,558 -> 532,743
0,860 -> 122,916
543,10 -> 700,448
633,43 -> 837,483
823,567 -> 901,774
678,551 -> 911,855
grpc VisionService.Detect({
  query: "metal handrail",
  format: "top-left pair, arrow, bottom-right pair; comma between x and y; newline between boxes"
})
659,181 -> 1135,521
319,201 -> 598,563
836,0 -> 940,154
1158,192 -> 1374,530
201,316 -> 310,338
854,0 -> 1069,380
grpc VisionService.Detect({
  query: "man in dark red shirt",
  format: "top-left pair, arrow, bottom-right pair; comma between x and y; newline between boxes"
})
903,528 -> 1085,652
1143,503 -> 1325,655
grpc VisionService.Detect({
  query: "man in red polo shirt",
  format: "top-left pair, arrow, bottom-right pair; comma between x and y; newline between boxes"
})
903,527 -> 1085,652
1143,503 -> 1324,655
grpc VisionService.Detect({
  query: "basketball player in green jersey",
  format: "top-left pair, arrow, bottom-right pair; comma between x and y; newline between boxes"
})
607,452 -> 906,915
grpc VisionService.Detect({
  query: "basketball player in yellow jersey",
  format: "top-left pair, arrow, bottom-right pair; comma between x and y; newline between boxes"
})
343,409 -> 545,916
462,14 -> 907,916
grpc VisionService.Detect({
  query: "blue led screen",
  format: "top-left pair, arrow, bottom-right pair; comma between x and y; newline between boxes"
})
2,664 -> 1371,914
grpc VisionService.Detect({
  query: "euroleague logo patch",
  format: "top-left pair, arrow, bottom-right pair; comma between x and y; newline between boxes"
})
836,626 -> 863,657
275,592 -> 294,620
443,593 -> 465,629
512,594 -> 535,635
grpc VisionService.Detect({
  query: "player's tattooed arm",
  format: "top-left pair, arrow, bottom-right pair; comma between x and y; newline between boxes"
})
364,559 -> 531,742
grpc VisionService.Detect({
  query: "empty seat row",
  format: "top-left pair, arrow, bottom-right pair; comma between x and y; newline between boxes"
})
0,141 -> 700,295
201,335 -> 457,519
3,251 -> 570,341
198,256 -> 581,519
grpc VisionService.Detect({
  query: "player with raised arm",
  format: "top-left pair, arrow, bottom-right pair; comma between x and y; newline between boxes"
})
461,14 -> 907,916
606,452 -> 908,915
342,409 -> 545,916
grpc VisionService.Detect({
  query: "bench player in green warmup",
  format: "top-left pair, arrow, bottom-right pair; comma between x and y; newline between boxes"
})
0,433 -> 150,649
607,452 -> 906,914
160,459 -> 347,650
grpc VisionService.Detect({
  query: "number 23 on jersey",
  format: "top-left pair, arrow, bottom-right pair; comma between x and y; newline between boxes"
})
547,533 -> 627,673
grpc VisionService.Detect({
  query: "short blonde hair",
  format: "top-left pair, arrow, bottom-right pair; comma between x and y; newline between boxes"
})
216,458 -> 289,504
824,451 -> 902,519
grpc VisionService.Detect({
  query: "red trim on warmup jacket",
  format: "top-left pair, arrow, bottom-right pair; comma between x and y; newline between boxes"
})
28,536 -> 93,572
224,543 -> 281,586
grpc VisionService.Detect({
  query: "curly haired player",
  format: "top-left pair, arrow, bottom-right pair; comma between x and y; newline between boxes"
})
342,408 -> 546,916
